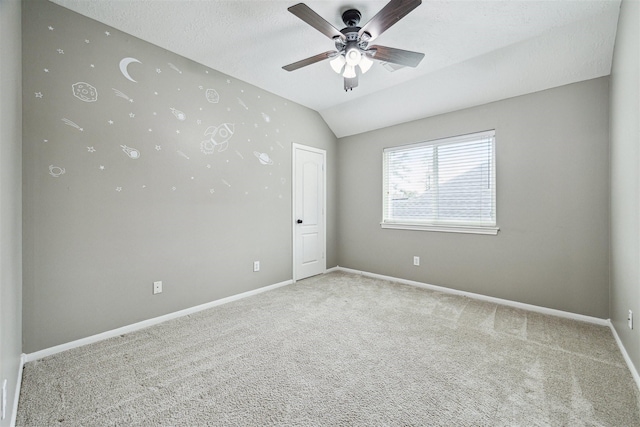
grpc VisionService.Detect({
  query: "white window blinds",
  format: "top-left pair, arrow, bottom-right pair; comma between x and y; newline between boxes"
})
382,130 -> 497,234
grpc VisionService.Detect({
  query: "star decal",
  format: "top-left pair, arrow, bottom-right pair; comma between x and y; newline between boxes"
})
129,113 -> 135,118
87,146 -> 96,153
43,68 -> 49,73
35,92 -> 43,98
115,186 -> 122,192
57,49 -> 64,54
99,165 -> 105,170
108,120 -> 114,125
48,26 -> 54,31
105,31 -> 111,36
155,145 -> 162,151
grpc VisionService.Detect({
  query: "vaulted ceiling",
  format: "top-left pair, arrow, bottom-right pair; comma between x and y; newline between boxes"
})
50,0 -> 621,137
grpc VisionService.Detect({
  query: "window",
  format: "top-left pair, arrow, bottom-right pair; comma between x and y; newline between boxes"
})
382,130 -> 498,235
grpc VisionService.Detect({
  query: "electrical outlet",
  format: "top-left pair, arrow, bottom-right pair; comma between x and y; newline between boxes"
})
253,261 -> 260,272
629,310 -> 633,329
153,281 -> 162,295
413,256 -> 420,266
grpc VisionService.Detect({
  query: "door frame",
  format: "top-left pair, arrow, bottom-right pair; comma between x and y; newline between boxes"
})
292,143 -> 327,282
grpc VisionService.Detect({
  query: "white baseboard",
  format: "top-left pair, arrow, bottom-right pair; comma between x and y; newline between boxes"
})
25,279 -> 293,363
608,321 -> 640,393
9,354 -> 25,427
333,266 -> 610,326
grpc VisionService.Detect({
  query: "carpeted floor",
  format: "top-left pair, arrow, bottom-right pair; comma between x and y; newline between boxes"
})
17,272 -> 640,426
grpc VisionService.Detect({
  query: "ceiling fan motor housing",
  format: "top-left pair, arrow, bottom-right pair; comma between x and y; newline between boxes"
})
335,9 -> 370,53
341,9 -> 361,26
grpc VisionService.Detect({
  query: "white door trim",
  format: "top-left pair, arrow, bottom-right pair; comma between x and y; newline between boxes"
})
292,143 -> 327,282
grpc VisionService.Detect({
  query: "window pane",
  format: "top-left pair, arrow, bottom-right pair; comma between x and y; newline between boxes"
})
383,131 -> 496,228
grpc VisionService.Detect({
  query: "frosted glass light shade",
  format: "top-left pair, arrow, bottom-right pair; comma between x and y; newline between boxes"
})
359,55 -> 373,74
329,55 -> 346,74
345,47 -> 361,66
343,64 -> 356,78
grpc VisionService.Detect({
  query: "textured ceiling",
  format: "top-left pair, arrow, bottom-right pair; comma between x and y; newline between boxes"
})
50,0 -> 621,137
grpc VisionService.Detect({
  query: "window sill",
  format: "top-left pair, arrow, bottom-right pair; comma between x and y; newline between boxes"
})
380,222 -> 499,235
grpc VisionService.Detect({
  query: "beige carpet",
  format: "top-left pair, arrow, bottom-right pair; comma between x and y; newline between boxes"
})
17,272 -> 640,426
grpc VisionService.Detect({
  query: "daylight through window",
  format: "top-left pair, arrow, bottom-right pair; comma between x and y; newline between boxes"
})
382,130 -> 498,235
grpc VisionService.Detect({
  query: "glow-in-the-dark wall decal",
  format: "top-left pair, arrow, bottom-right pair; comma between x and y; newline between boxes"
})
254,152 -> 274,165
237,98 -> 249,110
170,108 -> 186,121
49,165 -> 65,177
202,123 -> 234,153
205,89 -> 219,103
120,145 -> 140,159
31,13 -> 292,197
167,62 -> 182,74
62,118 -> 83,131
72,82 -> 98,102
112,88 -> 133,103
119,57 -> 142,82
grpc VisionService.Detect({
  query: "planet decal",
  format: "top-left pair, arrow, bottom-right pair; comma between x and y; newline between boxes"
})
72,82 -> 98,102
205,89 -> 219,104
202,123 -> 234,153
120,145 -> 140,159
49,165 -> 65,177
254,151 -> 273,165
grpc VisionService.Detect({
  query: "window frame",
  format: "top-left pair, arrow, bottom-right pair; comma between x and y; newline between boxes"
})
381,130 -> 499,235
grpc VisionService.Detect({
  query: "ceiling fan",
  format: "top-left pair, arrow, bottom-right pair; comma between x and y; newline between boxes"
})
282,0 -> 425,91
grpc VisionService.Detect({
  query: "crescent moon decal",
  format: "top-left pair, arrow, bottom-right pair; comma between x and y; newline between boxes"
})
119,57 -> 141,83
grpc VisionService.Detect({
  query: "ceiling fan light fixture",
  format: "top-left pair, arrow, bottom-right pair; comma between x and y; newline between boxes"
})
343,64 -> 356,78
358,55 -> 373,74
345,46 -> 361,66
329,55 -> 346,74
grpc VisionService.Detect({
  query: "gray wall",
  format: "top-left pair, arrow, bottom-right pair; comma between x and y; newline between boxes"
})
0,0 -> 23,424
337,77 -> 610,318
22,0 -> 337,353
610,0 -> 639,375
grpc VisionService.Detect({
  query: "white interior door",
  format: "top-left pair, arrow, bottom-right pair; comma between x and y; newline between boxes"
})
293,144 -> 326,281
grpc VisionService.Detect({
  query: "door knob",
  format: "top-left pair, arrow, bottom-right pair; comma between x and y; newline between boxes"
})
297,219 -> 303,224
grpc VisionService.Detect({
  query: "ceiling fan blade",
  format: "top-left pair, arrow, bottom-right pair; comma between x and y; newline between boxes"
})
344,75 -> 358,91
288,3 -> 345,41
368,45 -> 424,67
359,0 -> 422,41
282,50 -> 338,72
